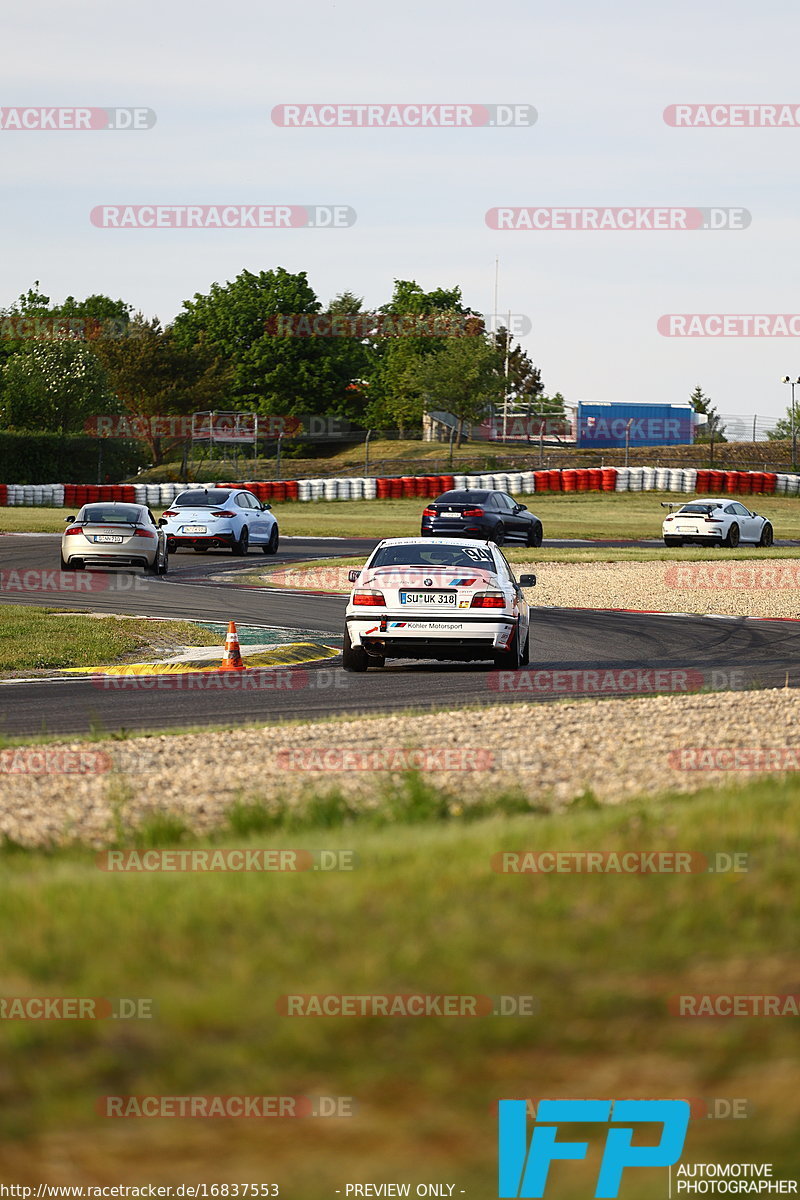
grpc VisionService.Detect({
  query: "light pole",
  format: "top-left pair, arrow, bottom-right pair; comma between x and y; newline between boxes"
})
624,417 -> 633,467
781,376 -> 800,468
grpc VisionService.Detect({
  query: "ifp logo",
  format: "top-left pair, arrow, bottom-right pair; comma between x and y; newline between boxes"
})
498,1099 -> 690,1197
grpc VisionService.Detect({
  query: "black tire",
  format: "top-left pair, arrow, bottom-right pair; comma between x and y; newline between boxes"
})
724,523 -> 740,548
520,625 -> 530,666
60,555 -> 69,571
144,557 -> 158,576
341,626 -> 369,673
493,623 -> 522,670
262,525 -> 280,555
232,526 -> 249,555
157,548 -> 169,577
759,523 -> 774,547
492,524 -> 506,546
663,537 -> 684,547
527,522 -> 543,548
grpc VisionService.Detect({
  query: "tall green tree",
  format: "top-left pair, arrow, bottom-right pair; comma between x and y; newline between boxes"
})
492,327 -> 545,412
0,340 -> 114,435
93,317 -> 232,464
415,334 -> 504,447
172,267 -> 354,417
690,384 -> 727,442
366,281 -> 476,434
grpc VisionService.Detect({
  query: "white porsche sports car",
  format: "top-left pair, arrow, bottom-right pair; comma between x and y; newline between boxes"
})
342,537 -> 536,672
662,498 -> 774,548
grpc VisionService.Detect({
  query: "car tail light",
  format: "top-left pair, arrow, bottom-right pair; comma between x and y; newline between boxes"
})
422,507 -> 437,517
705,516 -> 724,523
664,515 -> 673,522
133,529 -> 156,538
462,508 -> 484,517
64,526 -> 82,536
211,510 -> 236,517
162,509 -> 177,517
470,591 -> 505,608
352,590 -> 385,606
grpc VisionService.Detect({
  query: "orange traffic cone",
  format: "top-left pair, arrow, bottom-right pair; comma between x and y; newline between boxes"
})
220,620 -> 245,670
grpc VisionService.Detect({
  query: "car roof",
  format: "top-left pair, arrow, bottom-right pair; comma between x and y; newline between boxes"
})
681,498 -> 728,505
374,536 -> 495,548
80,501 -> 147,509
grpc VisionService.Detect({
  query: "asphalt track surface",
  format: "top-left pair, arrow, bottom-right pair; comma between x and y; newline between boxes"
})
2,533 -> 800,737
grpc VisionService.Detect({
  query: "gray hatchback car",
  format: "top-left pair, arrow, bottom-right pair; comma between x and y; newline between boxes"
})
61,502 -> 168,574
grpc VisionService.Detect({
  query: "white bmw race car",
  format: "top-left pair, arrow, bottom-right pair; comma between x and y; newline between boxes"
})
342,537 -> 536,672
662,498 -> 774,548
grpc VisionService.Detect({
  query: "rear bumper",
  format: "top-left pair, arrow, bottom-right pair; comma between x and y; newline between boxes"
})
346,612 -> 517,660
166,532 -> 235,549
62,539 -> 157,568
664,532 -> 724,544
421,522 -> 488,538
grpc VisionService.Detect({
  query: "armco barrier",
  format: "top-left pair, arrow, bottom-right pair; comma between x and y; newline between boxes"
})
1,469 -> 798,508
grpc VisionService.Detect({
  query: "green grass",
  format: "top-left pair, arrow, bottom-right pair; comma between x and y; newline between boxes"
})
0,774 -> 799,1191
6,492 -> 800,540
0,608 -> 219,672
5,490 -> 800,539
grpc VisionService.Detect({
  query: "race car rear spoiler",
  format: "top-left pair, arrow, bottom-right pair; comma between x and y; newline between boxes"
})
660,501 -> 686,508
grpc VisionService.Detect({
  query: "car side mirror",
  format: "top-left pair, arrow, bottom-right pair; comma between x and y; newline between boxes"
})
519,574 -> 536,587
516,503 -> 527,512
64,515 -> 76,523
263,502 -> 272,510
157,518 -> 167,526
348,569 -> 360,583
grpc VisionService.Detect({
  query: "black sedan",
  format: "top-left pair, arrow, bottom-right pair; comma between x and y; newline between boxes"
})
420,490 -> 543,546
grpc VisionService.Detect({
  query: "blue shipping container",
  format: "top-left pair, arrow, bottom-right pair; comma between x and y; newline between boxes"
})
576,402 -> 695,448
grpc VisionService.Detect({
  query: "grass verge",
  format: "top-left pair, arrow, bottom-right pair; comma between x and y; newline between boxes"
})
0,607 -> 219,673
0,774 -> 798,1190
5,491 -> 800,539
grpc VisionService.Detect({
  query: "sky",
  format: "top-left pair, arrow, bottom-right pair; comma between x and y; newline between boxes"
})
2,0 -> 800,421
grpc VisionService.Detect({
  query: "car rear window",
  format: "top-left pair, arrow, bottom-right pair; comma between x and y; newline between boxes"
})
371,544 -> 495,570
81,505 -> 142,524
678,504 -> 717,514
174,490 -> 233,507
435,491 -> 490,503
